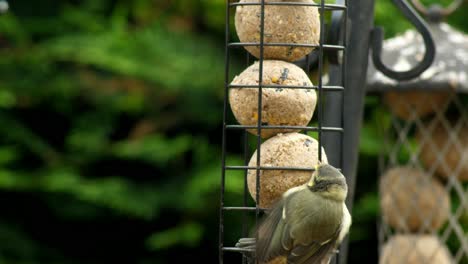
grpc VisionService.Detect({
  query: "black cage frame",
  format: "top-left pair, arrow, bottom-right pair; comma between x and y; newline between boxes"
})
218,1 -> 376,263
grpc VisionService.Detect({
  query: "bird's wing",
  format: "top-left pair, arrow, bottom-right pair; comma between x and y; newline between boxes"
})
286,191 -> 347,264
256,187 -> 348,264
288,228 -> 341,264
289,204 -> 352,264
256,198 -> 293,262
256,186 -> 309,262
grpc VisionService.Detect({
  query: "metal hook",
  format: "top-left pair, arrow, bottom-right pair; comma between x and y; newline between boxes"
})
412,0 -> 465,19
371,0 -> 435,81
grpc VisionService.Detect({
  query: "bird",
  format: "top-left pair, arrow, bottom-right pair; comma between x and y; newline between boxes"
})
236,163 -> 351,264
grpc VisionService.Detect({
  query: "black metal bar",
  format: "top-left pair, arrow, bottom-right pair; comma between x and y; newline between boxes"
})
341,0 -> 347,168
336,2 -> 348,263
317,0 -> 326,162
218,1 -> 231,263
228,84 -> 344,91
337,3 -> 348,263
228,42 -> 345,50
223,207 -> 263,211
323,0 -> 346,177
339,1 -> 376,263
371,0 -> 435,80
223,247 -> 256,253
343,0 -> 374,220
242,49 -> 251,264
229,2 -> 346,10
226,125 -> 343,132
226,165 -> 316,171
242,130 -> 249,264
322,71 -> 344,171
225,165 -> 342,172
322,2 -> 347,263
255,2 -> 266,264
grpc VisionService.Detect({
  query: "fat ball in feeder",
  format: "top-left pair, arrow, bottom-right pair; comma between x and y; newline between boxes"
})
247,132 -> 327,208
417,119 -> 468,181
379,234 -> 453,264
235,0 -> 321,62
229,60 -> 317,139
379,166 -> 450,233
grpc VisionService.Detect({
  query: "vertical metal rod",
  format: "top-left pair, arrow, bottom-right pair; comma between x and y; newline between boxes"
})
306,53 -> 311,74
219,1 -> 231,263
338,2 -> 348,263
323,85 -> 343,164
323,5 -> 347,264
322,1 -> 346,184
255,2 -> 266,263
339,1 -> 375,263
342,0 -> 374,219
242,28 -> 252,262
242,130 -> 249,264
317,0 -> 326,162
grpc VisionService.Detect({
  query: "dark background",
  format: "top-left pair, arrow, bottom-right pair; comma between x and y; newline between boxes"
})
0,0 -> 466,263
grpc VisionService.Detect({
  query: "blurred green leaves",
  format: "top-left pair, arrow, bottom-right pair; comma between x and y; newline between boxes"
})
146,222 -> 203,250
0,0 -> 233,262
0,169 -> 160,219
41,25 -> 224,92
350,193 -> 379,242
111,135 -> 192,165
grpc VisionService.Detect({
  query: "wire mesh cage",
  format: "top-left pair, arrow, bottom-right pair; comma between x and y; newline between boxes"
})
218,0 -> 354,263
376,91 -> 468,264
367,4 -> 468,263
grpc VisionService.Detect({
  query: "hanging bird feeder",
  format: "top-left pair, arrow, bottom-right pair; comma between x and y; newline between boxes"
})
219,0 -> 436,263
367,0 -> 468,263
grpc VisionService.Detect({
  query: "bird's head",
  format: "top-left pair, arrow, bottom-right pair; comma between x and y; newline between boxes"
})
307,163 -> 348,201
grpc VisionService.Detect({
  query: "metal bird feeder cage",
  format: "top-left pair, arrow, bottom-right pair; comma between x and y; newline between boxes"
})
366,1 -> 468,263
218,0 -> 436,263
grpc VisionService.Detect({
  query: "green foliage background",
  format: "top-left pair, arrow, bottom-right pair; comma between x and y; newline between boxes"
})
0,0 -> 466,263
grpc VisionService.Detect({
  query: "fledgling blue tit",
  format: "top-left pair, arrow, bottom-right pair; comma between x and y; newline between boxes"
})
236,163 -> 351,264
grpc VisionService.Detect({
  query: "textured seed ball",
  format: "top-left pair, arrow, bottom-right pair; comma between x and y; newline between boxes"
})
235,0 -> 320,62
417,120 -> 468,181
229,60 -> 316,138
247,133 -> 328,208
380,235 -> 453,264
380,166 -> 450,232
383,91 -> 451,121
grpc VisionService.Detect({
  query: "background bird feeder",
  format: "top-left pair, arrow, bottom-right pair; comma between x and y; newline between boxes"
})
367,0 -> 468,263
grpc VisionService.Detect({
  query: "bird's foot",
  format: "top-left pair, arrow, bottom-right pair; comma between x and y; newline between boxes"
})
235,237 -> 256,251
